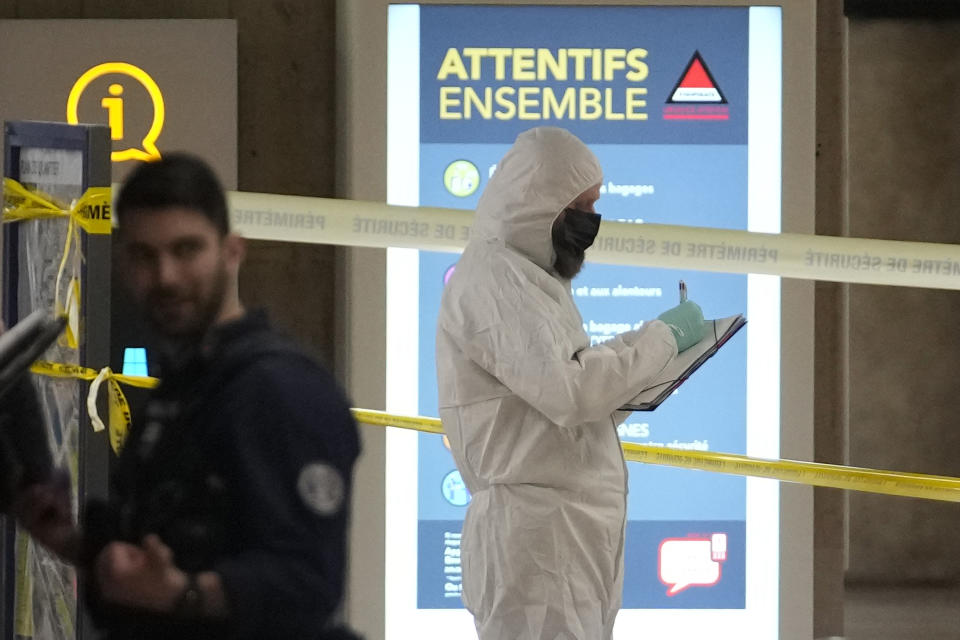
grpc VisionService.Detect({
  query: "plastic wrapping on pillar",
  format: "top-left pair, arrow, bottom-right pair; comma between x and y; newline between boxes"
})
12,183 -> 83,639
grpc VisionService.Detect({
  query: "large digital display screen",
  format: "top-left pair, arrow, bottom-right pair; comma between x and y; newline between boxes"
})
386,5 -> 782,638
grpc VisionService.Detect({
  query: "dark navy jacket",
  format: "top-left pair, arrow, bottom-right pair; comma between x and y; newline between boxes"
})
85,311 -> 360,639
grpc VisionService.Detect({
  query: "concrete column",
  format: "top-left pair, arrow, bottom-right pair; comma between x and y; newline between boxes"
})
814,1 -> 848,635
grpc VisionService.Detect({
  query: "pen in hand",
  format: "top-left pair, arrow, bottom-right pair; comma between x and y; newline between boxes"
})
679,280 -> 687,303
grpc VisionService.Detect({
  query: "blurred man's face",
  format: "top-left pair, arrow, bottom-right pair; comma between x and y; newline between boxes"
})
119,207 -> 237,339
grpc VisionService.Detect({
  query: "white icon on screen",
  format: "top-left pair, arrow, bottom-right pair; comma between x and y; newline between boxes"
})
658,532 -> 729,596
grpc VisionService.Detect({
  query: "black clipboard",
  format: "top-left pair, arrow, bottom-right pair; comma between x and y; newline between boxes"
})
619,314 -> 746,411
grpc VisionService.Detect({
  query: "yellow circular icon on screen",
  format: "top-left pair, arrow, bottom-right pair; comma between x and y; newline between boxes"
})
443,160 -> 480,197
67,62 -> 164,163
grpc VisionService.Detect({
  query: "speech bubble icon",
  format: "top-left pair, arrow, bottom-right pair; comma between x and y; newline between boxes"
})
67,62 -> 165,163
658,537 -> 723,596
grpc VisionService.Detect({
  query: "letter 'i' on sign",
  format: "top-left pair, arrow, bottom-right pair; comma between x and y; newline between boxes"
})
101,83 -> 125,140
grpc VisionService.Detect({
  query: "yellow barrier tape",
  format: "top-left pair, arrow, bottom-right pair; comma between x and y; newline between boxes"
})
14,531 -> 33,637
107,376 -> 133,456
3,178 -> 111,235
351,409 -> 960,503
4,179 -> 112,350
353,409 -> 446,436
230,190 -> 960,291
30,361 -> 158,389
62,277 -> 81,350
30,361 -> 158,455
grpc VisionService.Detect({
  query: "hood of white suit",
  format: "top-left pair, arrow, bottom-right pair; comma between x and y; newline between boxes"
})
471,127 -> 602,272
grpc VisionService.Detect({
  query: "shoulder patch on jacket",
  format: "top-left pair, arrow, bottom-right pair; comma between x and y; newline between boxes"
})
297,462 -> 345,516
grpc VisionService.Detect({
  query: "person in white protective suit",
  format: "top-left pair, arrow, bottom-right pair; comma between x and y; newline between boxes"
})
436,126 -> 706,640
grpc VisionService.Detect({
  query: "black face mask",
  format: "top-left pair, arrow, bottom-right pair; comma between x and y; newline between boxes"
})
552,208 -> 602,279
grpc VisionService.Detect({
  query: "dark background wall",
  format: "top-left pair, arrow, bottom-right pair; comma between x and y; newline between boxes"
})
0,0 -> 340,367
846,15 -> 960,583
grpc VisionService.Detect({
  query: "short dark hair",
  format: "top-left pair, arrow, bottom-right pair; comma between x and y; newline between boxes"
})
115,153 -> 230,236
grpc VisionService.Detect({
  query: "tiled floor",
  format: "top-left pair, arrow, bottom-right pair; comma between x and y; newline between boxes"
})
844,585 -> 960,639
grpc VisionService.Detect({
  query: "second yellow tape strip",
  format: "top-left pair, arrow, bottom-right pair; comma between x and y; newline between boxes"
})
351,408 -> 960,503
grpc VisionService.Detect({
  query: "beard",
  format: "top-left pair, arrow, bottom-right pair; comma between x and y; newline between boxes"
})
552,245 -> 586,280
551,219 -> 586,280
144,263 -> 229,341
550,207 -> 600,280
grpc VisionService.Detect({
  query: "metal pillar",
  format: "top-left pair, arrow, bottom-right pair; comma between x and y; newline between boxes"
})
1,120 -> 111,640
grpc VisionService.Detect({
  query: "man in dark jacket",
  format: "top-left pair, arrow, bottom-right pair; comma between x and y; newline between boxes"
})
15,154 -> 361,639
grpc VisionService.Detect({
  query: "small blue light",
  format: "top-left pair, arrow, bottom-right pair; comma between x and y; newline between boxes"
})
122,347 -> 148,377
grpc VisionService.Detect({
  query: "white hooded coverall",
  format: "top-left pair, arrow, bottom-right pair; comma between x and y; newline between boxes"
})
436,127 -> 678,640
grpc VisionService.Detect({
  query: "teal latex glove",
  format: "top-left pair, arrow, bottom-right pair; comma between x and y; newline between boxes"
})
657,300 -> 706,353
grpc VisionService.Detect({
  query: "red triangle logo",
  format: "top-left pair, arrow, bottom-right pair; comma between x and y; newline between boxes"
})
680,58 -> 713,88
667,51 -> 727,104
